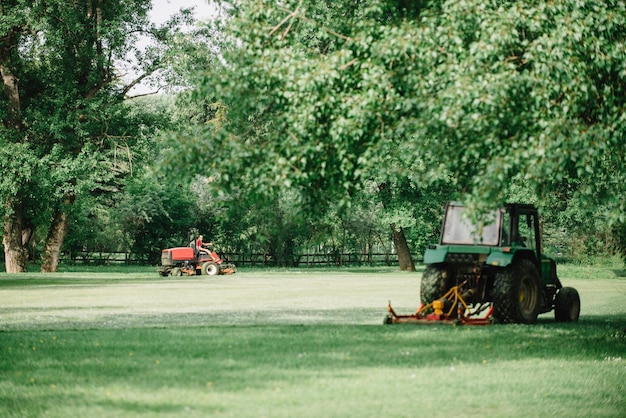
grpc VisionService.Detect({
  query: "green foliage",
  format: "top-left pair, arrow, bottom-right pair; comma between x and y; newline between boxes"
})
187,0 -> 626,233
0,0 -> 216,270
419,0 -> 626,220
59,95 -> 187,262
4,0 -> 623,266
63,195 -> 129,255
376,179 -> 456,254
118,172 -> 199,261
0,144 -> 38,197
1,0 -> 152,265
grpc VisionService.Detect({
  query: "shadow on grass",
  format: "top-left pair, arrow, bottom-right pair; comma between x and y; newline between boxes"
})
613,268 -> 626,277
1,311 -> 624,418
2,310 -> 624,366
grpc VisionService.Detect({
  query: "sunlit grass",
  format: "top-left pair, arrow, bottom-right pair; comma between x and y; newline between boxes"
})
1,268 -> 624,417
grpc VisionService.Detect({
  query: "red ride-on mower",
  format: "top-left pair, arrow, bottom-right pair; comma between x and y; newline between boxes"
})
158,243 -> 236,277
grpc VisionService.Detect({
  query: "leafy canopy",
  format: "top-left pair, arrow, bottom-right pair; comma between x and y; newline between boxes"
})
182,0 -> 625,222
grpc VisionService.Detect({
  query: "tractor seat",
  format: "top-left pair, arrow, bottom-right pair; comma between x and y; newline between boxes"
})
189,241 -> 199,257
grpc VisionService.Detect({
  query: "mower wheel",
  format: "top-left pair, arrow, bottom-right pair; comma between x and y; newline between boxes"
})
493,259 -> 541,324
554,287 -> 580,322
201,262 -> 219,276
170,267 -> 182,277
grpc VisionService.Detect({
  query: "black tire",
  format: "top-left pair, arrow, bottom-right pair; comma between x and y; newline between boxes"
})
493,259 -> 541,324
554,287 -> 580,322
170,267 -> 182,277
201,262 -> 219,276
420,264 -> 451,305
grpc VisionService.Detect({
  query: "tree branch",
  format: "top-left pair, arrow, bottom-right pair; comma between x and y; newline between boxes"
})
269,0 -> 304,38
121,71 -> 151,97
125,88 -> 162,100
271,1 -> 353,42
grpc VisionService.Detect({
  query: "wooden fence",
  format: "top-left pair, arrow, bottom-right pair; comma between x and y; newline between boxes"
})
61,251 -> 401,267
61,252 -> 142,265
224,252 -> 400,267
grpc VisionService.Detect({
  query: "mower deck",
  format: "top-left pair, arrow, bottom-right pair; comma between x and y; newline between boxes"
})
384,286 -> 494,326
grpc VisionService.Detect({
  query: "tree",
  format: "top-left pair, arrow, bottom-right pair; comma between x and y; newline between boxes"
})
0,0 -> 201,272
115,171 -> 201,265
181,0 -> 625,260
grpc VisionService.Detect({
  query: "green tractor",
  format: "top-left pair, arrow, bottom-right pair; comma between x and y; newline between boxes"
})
386,202 -> 580,325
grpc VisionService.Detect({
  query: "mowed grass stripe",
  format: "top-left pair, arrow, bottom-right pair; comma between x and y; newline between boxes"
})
1,267 -> 625,417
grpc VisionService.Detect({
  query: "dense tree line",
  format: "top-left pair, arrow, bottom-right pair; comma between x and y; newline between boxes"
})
2,0 -> 625,271
170,0 -> 625,266
0,0 -> 210,271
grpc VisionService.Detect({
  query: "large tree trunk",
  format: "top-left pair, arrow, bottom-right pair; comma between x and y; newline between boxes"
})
0,16 -> 22,132
3,198 -> 28,273
0,63 -> 20,130
41,196 -> 75,273
378,182 -> 416,271
1,10 -> 27,273
391,223 -> 415,271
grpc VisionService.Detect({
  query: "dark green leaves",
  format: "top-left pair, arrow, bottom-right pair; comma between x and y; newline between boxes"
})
191,0 -> 625,222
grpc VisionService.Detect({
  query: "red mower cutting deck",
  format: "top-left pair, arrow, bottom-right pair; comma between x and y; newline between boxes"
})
386,285 -> 494,325
385,202 -> 580,325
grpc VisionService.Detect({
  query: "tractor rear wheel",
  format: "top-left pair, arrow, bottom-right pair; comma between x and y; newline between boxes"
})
420,264 -> 451,305
201,262 -> 219,276
493,259 -> 541,324
554,287 -> 580,322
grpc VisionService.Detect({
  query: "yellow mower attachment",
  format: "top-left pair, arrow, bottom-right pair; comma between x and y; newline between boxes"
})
384,285 -> 494,325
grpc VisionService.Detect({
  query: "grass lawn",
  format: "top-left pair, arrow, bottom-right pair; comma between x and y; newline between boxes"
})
1,265 -> 625,417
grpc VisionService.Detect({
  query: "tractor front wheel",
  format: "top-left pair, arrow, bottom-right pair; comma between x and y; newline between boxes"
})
554,287 -> 580,322
170,267 -> 182,277
493,259 -> 541,324
201,262 -> 219,276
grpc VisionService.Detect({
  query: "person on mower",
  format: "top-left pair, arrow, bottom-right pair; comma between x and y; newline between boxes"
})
195,235 -> 212,256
